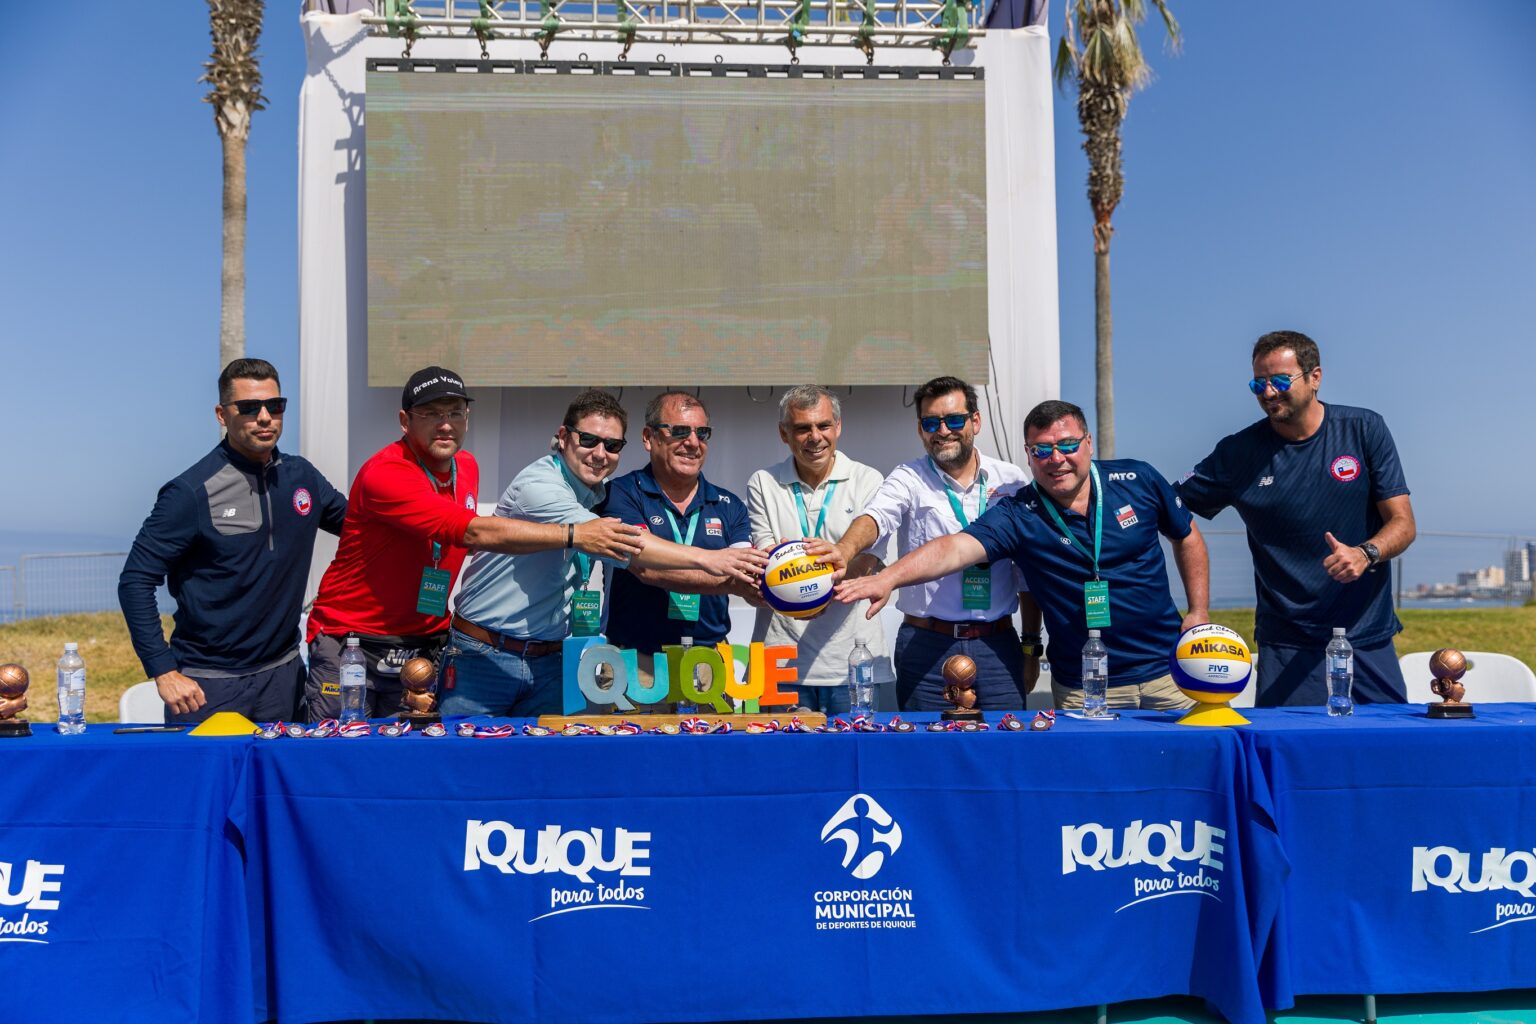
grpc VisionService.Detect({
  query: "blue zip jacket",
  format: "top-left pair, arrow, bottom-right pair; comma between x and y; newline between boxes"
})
118,441 -> 347,678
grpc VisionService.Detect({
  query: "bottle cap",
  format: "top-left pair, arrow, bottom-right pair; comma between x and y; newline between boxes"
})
1088,629 -> 1101,638
347,636 -> 361,646
1332,627 -> 1346,636
64,642 -> 79,651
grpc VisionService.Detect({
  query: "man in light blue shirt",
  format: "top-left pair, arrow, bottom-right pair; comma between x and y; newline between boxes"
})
442,390 -> 767,716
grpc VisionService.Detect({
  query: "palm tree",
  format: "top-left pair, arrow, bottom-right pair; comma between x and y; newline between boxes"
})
1053,0 -> 1178,458
201,0 -> 268,369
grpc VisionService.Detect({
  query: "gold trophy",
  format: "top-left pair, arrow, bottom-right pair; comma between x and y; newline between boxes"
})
941,655 -> 984,723
398,657 -> 443,727
0,663 -> 33,738
1426,647 -> 1475,719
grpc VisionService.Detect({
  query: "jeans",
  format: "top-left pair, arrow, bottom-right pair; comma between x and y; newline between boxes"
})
893,623 -> 1026,711
438,628 -> 565,717
790,684 -> 851,716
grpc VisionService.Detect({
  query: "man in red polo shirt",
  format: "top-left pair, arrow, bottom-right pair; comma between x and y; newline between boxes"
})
305,367 -> 644,719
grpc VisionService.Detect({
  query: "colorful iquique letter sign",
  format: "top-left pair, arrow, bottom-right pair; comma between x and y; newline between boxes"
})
561,637 -> 799,714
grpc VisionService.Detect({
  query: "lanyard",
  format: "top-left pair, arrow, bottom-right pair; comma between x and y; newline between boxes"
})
664,504 -> 700,547
791,480 -> 837,540
416,457 -> 457,568
1036,462 -> 1103,580
554,455 -> 597,586
930,458 -> 987,528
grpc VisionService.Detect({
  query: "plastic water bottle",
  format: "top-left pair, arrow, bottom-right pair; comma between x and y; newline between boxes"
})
56,642 -> 86,735
1081,630 -> 1109,717
675,636 -> 699,715
848,639 -> 875,718
339,636 -> 368,724
1326,627 -> 1354,717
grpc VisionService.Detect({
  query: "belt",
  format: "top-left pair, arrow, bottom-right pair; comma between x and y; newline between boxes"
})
450,616 -> 562,658
903,614 -> 1016,640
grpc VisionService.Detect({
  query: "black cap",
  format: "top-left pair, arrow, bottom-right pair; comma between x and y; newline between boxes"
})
401,367 -> 472,411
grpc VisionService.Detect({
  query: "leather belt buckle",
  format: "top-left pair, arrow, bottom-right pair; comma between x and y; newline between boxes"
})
952,622 -> 980,639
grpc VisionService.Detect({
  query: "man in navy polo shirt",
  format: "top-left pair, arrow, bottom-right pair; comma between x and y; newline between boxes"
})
839,400 -> 1209,711
1178,330 -> 1416,707
601,391 -> 762,696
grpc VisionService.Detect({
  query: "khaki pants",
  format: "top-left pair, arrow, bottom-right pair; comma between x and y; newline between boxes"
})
1053,672 -> 1193,712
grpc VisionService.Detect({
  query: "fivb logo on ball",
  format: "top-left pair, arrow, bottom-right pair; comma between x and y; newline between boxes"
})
1412,843 -> 1536,934
0,856 -> 65,944
1060,819 -> 1225,911
463,820 -> 652,923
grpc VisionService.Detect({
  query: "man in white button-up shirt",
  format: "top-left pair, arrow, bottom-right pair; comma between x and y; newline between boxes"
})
747,386 -> 892,715
825,377 -> 1039,711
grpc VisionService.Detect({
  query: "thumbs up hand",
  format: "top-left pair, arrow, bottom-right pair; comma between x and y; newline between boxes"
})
1322,531 -> 1367,584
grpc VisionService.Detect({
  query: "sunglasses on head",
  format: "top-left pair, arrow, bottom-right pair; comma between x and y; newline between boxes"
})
650,423 -> 713,443
1028,437 -> 1086,461
920,413 -> 971,434
226,397 -> 287,417
1248,372 -> 1306,396
573,430 -> 626,454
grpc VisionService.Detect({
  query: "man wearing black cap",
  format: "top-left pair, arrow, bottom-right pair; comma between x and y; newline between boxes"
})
304,367 -> 646,719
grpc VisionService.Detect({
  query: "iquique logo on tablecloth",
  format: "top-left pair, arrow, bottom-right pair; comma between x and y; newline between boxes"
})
811,795 -> 917,932
463,820 -> 651,923
1412,844 -> 1536,934
0,857 -> 65,944
1060,819 -> 1225,912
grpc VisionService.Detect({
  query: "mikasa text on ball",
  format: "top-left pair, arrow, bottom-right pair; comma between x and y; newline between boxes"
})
760,541 -> 836,619
1170,624 -> 1252,704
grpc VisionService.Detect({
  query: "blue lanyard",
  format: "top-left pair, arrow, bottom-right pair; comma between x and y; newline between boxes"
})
930,458 -> 987,528
416,457 -> 457,567
791,480 -> 837,540
1035,462 -> 1103,580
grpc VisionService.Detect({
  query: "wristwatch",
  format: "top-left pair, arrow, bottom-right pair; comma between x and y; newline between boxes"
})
1020,634 -> 1044,659
1358,542 -> 1381,568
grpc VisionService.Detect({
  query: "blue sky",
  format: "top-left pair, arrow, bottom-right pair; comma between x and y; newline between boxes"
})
2,2 -> 1532,559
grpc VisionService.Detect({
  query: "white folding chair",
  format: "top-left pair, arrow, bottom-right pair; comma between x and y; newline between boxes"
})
118,681 -> 165,724
1399,651 -> 1536,704
1229,658 -> 1258,708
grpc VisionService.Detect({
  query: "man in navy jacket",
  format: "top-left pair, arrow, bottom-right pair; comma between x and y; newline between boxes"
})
118,359 -> 346,723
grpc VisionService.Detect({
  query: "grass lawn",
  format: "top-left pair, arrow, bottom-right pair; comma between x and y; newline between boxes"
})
2,606 -> 1534,723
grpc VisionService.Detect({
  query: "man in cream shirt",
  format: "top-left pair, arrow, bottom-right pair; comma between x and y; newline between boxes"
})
746,386 -> 890,715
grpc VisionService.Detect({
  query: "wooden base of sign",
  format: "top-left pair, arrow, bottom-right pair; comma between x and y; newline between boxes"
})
539,711 -> 827,729
0,718 -> 33,738
1427,702 -> 1475,720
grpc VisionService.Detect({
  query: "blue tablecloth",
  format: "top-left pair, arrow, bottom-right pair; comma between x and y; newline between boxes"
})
0,729 -> 252,1024
1238,704 -> 1536,1005
236,712 -> 1282,1024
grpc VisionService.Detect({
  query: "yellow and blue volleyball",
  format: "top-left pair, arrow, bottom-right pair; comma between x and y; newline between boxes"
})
1169,624 -> 1252,704
760,541 -> 836,619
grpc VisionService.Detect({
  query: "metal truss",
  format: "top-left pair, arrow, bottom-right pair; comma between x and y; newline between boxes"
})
366,0 -> 986,63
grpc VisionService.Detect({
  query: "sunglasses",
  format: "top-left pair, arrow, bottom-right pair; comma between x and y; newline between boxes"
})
573,430 -> 627,454
1248,372 -> 1307,396
920,413 -> 972,434
1028,437 -> 1086,461
226,397 -> 287,417
650,423 -> 713,443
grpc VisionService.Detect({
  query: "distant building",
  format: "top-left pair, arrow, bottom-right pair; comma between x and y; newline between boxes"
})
1457,566 -> 1505,590
1507,547 -> 1532,585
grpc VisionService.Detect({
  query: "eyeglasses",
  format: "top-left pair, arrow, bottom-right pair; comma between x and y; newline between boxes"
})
920,413 -> 972,434
574,430 -> 627,454
650,423 -> 713,443
409,407 -> 468,424
1248,372 -> 1307,396
226,397 -> 287,417
1028,437 -> 1086,461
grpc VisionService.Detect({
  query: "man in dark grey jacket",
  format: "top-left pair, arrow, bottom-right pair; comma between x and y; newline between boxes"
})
118,358 -> 347,723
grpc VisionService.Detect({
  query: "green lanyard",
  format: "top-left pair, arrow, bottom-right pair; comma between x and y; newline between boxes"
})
554,455 -> 596,586
931,458 -> 987,528
416,457 -> 457,568
664,504 -> 700,546
1036,462 -> 1104,580
791,480 -> 838,540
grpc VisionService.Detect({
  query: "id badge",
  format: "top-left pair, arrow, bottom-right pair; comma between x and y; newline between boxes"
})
1083,579 -> 1112,629
667,591 -> 701,622
416,566 -> 452,616
571,588 -> 602,636
961,565 -> 991,610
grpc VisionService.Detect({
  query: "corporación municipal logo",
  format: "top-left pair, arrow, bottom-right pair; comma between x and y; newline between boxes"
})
0,857 -> 64,944
1413,844 -> 1536,934
1061,819 -> 1225,912
463,820 -> 651,923
812,795 -> 916,931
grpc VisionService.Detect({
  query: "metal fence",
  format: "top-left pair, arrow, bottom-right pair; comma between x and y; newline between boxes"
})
2,552 -> 130,624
